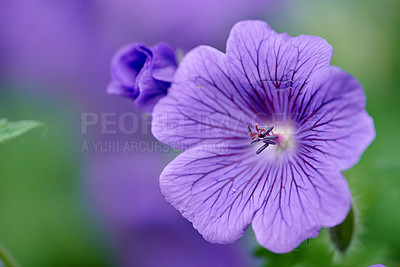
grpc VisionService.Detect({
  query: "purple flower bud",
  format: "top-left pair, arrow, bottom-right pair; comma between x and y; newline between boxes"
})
108,42 -> 177,113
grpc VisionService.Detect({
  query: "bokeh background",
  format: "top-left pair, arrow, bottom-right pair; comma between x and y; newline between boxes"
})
0,0 -> 399,266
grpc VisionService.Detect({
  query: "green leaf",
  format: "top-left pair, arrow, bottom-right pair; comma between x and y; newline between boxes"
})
253,231 -> 333,267
329,205 -> 356,253
0,244 -> 20,267
0,119 -> 43,143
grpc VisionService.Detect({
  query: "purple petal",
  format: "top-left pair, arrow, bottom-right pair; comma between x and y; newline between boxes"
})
111,43 -> 152,88
252,160 -> 351,253
226,20 -> 332,117
295,66 -> 375,170
87,153 -> 259,267
136,69 -> 169,113
151,42 -> 178,82
160,146 -> 270,244
107,81 -> 139,100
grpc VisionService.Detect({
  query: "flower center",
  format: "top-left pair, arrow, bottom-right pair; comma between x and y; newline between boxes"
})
248,123 -> 295,154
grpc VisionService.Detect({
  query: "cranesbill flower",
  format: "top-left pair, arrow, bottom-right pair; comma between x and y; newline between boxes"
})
108,42 -> 177,112
152,21 -> 375,253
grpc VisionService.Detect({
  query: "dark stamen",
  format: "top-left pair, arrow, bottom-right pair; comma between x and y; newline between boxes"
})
256,143 -> 270,154
263,126 -> 274,135
248,124 -> 278,154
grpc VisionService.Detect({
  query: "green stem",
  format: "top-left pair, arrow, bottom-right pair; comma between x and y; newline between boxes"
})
0,244 -> 20,267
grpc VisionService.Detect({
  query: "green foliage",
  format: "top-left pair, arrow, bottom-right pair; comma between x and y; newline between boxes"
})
329,206 -> 355,253
0,119 -> 43,143
0,118 -> 43,266
0,244 -> 20,267
254,232 -> 332,267
0,92 -> 109,267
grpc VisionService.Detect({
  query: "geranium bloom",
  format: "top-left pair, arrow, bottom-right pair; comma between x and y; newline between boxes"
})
152,21 -> 375,253
108,42 -> 177,112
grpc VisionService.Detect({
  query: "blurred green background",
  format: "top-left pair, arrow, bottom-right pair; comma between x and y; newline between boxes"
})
0,0 -> 399,266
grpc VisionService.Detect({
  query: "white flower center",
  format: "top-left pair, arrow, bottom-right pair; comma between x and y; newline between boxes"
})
247,123 -> 297,159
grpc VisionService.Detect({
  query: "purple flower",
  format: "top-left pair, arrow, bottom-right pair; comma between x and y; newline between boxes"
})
107,42 -> 177,113
368,265 -> 386,267
152,21 -> 375,253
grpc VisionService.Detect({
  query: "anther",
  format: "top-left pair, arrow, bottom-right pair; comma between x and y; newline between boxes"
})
248,124 -> 278,154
